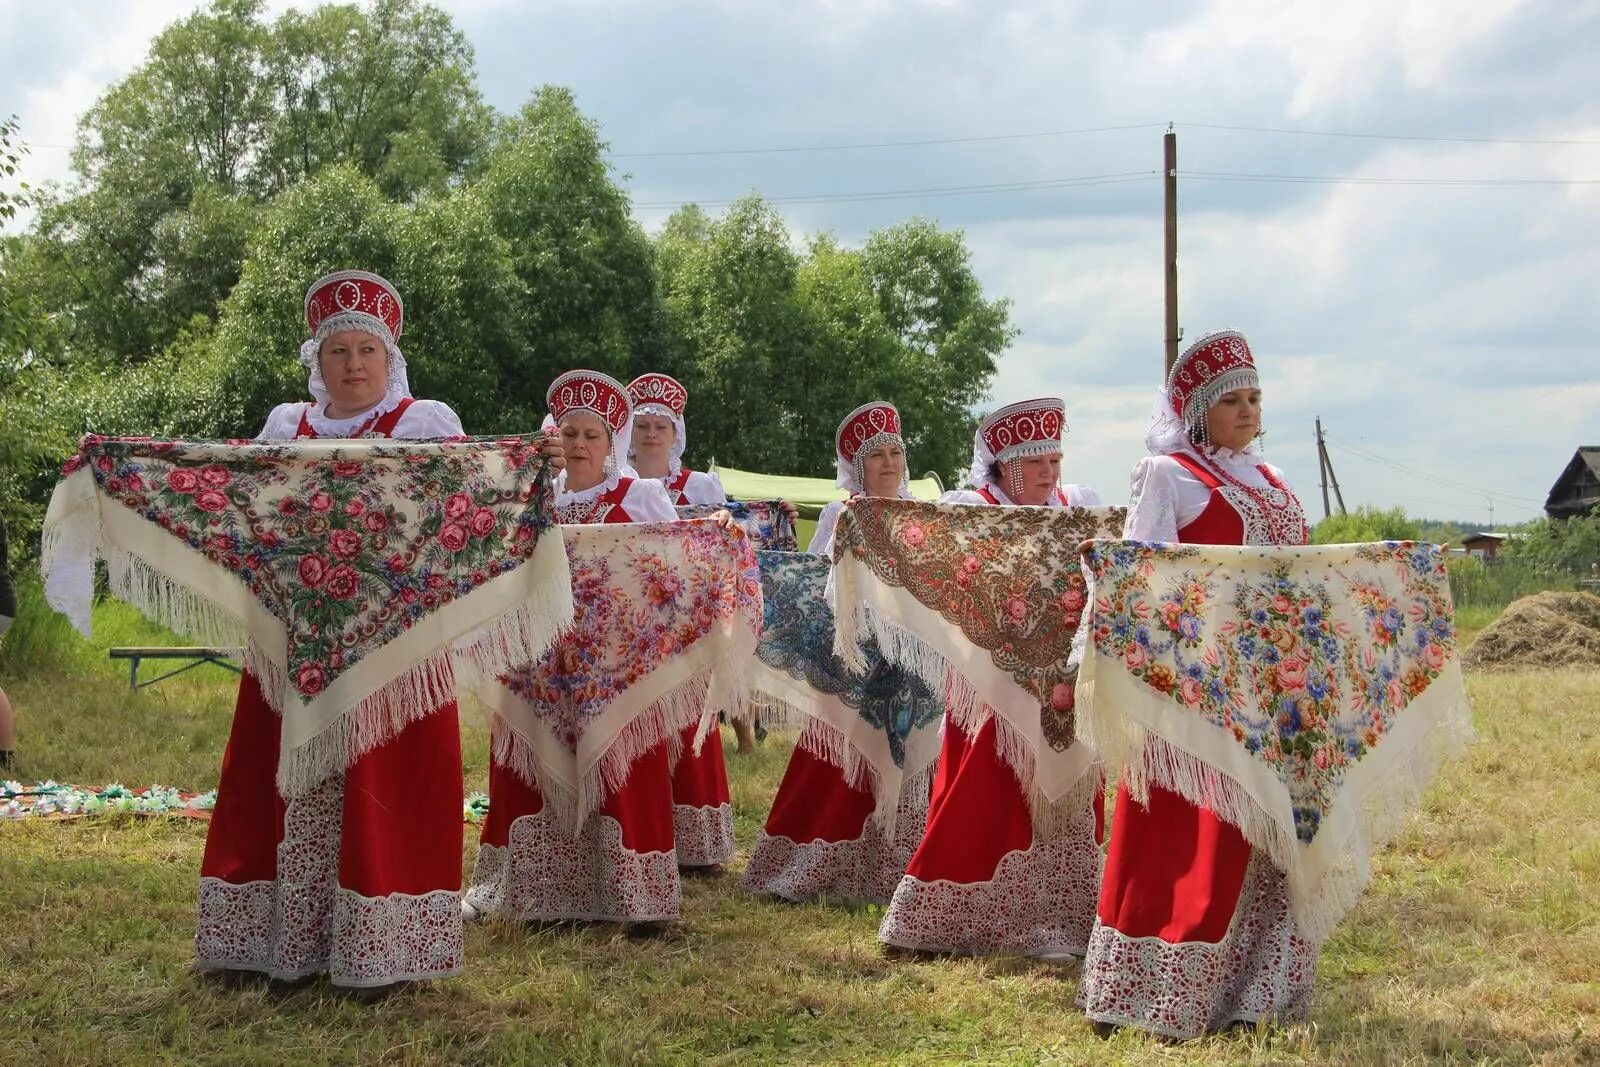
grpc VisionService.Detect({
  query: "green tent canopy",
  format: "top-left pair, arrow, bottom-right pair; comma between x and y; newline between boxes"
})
709,464 -> 944,518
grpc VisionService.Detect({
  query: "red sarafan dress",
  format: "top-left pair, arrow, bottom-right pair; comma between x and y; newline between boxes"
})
196,394 -> 471,988
660,462 -> 736,871
876,480 -> 1107,957
465,471 -> 693,922
742,497 -> 934,903
1079,446 -> 1319,1038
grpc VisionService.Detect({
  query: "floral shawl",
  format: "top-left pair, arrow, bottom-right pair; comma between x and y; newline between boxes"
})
675,500 -> 797,552
482,519 -> 763,832
41,434 -> 570,794
748,551 -> 942,837
1076,539 -> 1474,941
830,498 -> 1127,829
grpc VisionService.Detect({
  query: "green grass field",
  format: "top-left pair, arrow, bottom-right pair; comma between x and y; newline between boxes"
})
1,596 -> 1596,1064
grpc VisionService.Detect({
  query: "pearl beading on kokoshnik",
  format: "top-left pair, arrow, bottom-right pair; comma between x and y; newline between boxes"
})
836,401 -> 907,494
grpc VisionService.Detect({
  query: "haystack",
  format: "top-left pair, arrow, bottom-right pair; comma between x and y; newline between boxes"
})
1463,590 -> 1600,671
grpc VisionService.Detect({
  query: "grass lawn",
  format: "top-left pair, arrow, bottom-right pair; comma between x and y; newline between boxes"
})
1,601 -> 1597,1064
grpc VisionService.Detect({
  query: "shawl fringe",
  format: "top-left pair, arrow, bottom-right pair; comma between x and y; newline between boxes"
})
451,573 -> 577,692
494,675 -> 713,838
1077,662 -> 1473,943
275,650 -> 458,796
794,718 -> 940,842
840,595 -> 1098,840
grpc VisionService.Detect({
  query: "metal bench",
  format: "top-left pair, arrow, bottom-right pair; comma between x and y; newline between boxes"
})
107,647 -> 243,689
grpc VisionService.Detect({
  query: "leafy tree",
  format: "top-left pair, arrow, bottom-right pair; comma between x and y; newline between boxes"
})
860,219 -> 1016,483
476,87 -> 659,402
1,0 -> 491,370
1503,513 -> 1600,575
1309,504 -> 1424,544
655,197 -> 821,475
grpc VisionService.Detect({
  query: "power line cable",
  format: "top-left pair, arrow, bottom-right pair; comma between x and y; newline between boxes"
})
1326,439 -> 1548,506
607,122 -> 1167,158
1183,169 -> 1599,187
1178,121 -> 1600,147
631,170 -> 1156,209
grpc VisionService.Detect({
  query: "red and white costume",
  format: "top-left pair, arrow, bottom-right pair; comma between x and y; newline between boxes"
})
467,370 -> 689,923
1080,330 -> 1318,1038
627,373 -> 726,506
879,397 -> 1105,957
745,401 -> 931,903
197,269 -> 469,988
627,372 -> 733,867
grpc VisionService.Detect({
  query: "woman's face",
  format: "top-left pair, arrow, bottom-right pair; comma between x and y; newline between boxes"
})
1003,452 -> 1062,506
1205,388 -> 1263,452
560,412 -> 612,488
860,441 -> 906,498
632,413 -> 677,462
318,329 -> 388,413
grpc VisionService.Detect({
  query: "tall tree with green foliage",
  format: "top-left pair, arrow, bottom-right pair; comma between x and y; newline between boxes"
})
656,197 -> 824,475
859,219 -> 1016,482
476,87 -> 659,405
2,0 -> 490,370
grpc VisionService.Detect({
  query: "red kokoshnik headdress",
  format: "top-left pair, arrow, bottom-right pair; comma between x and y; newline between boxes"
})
627,373 -> 691,470
835,401 -> 908,494
297,269 -> 410,406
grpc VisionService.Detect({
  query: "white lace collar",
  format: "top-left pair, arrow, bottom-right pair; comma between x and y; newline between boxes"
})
555,467 -> 625,507
1189,444 -> 1267,475
303,388 -> 408,437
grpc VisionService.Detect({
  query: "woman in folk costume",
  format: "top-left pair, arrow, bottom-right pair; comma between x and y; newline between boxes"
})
466,369 -> 687,925
878,397 -> 1105,958
197,270 -> 473,992
944,398 -> 1103,509
626,372 -> 726,506
745,401 -> 933,902
1079,330 -> 1316,1038
627,372 -> 736,868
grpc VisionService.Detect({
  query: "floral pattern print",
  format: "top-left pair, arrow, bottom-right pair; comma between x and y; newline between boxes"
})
58,434 -> 558,704
1083,539 -> 1460,844
676,500 -> 797,552
754,551 -> 940,769
832,498 -> 1126,752
500,521 -> 763,751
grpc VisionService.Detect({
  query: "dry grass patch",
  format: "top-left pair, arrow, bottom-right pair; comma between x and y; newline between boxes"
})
1,619 -> 1597,1063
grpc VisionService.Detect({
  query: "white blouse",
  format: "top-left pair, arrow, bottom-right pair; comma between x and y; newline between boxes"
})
257,396 -> 464,442
554,471 -> 679,524
1123,449 -> 1294,542
674,469 -> 727,506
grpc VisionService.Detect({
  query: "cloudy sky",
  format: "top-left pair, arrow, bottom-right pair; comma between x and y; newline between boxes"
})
4,0 -> 1597,524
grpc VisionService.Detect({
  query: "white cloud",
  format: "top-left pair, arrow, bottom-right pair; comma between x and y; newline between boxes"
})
2,0 -> 1595,522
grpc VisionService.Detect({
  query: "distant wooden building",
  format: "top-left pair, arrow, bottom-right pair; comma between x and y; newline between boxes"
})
1546,447 -> 1600,519
1460,532 -> 1507,559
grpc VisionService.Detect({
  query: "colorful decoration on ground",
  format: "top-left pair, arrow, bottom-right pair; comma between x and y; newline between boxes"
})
41,434 -> 572,796
484,520 -> 763,831
2,781 -> 217,820
5,782 -> 495,825
748,550 -> 942,836
831,498 -> 1127,825
1076,539 -> 1474,941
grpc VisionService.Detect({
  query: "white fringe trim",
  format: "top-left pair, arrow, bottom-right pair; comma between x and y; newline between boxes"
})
1078,655 -> 1473,943
493,675 -> 713,838
274,650 -> 457,796
835,587 -> 1099,840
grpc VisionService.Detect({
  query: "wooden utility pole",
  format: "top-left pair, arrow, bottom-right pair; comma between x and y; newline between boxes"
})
1315,419 -> 1348,516
1316,418 -> 1332,520
1163,126 -> 1179,377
